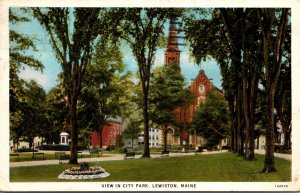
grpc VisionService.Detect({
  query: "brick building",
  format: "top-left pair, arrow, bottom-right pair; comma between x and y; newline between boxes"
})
91,118 -> 122,148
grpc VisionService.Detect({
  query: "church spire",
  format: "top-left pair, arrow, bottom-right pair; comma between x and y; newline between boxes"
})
164,17 -> 180,66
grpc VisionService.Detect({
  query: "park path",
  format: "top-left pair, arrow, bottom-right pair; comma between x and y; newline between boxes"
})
254,149 -> 291,160
9,150 -> 227,168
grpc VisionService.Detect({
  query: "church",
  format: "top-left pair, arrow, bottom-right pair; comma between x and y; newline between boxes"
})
162,18 -> 227,148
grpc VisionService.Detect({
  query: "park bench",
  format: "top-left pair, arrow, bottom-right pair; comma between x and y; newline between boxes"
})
58,154 -> 70,164
89,149 -> 102,157
160,150 -> 169,157
34,152 -> 45,160
124,152 -> 135,159
10,153 -> 19,162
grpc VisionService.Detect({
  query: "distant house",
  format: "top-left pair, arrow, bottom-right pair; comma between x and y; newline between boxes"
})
124,128 -> 162,149
10,136 -> 45,151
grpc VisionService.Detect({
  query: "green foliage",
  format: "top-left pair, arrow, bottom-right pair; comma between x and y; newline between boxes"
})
192,89 -> 230,147
9,9 -> 44,146
44,86 -> 68,144
30,7 -> 114,163
12,80 -> 48,150
78,38 -> 134,147
123,118 -> 142,149
79,162 -> 90,171
149,63 -> 183,127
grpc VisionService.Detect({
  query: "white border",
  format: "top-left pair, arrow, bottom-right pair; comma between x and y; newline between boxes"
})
1,0 -> 299,191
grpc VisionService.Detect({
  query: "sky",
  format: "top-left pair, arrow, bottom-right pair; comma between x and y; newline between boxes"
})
12,8 -> 222,93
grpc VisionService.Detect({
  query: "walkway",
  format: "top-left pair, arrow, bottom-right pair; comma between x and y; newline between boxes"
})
10,150 -> 228,168
254,149 -> 291,160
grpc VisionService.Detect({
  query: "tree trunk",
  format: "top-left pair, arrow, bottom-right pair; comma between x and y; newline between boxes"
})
234,116 -> 238,152
244,73 -> 258,160
163,126 -> 168,152
261,87 -> 277,172
242,77 -> 251,159
142,82 -> 150,158
284,129 -> 291,149
228,98 -> 236,152
237,85 -> 244,156
69,94 -> 78,164
32,138 -> 35,159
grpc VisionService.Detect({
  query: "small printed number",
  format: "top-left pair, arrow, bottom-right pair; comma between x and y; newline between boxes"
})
275,185 -> 288,188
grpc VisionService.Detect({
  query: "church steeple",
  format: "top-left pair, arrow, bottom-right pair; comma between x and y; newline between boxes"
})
164,17 -> 180,66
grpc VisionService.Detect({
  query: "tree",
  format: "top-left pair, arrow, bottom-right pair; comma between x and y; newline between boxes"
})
109,8 -> 181,157
9,9 -> 44,149
21,80 -> 48,158
149,62 -> 193,152
185,8 -> 265,160
257,8 -> 290,172
44,85 -> 68,144
274,24 -> 291,150
123,118 -> 142,149
78,38 -> 133,148
192,89 -> 230,148
31,8 -> 105,164
184,8 -> 244,154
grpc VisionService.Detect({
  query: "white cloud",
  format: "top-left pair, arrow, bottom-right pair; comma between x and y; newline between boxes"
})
18,67 -> 52,92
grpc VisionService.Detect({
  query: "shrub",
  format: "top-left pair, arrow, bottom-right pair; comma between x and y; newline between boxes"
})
222,146 -> 230,150
79,162 -> 90,171
16,148 -> 38,152
38,144 -> 88,151
106,145 -> 115,151
117,147 -> 127,153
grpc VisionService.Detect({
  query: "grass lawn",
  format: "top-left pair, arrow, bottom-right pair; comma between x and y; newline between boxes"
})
10,153 -> 291,182
10,152 -> 110,162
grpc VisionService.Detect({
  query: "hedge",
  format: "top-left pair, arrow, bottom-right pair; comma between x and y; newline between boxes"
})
37,144 -> 87,151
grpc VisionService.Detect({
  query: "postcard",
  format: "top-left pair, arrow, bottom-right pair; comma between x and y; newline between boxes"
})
0,0 -> 299,191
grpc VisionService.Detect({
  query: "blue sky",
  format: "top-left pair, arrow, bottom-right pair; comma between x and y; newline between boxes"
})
12,8 -> 222,93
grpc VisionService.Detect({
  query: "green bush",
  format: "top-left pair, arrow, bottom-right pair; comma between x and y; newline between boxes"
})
38,144 -> 87,151
15,148 -> 38,152
106,145 -> 115,151
80,162 -> 90,171
121,147 -> 128,153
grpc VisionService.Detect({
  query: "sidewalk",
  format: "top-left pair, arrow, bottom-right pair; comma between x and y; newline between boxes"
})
254,149 -> 291,160
10,150 -> 228,168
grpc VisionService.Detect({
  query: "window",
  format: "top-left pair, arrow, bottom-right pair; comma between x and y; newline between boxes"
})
199,85 -> 205,93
